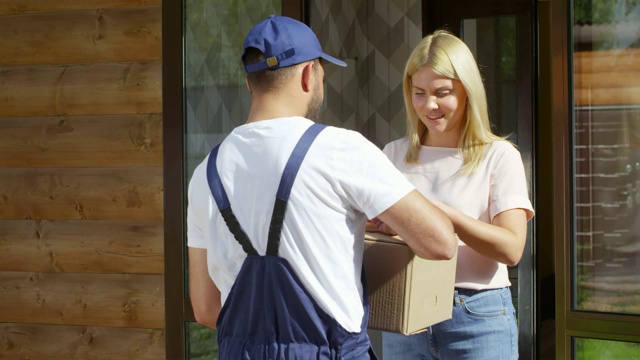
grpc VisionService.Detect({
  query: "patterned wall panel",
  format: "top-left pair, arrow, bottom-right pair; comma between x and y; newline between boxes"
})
310,0 -> 422,147
184,0 -> 423,179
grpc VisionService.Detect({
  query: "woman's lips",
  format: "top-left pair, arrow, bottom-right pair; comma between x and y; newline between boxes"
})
425,114 -> 444,121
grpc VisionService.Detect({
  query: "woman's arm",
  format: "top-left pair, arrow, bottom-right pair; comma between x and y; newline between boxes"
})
434,200 -> 528,266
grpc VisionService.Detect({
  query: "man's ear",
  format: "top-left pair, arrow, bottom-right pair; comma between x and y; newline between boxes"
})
300,61 -> 315,93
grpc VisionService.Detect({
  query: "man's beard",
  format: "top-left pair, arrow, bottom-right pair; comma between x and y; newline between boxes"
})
305,80 -> 323,121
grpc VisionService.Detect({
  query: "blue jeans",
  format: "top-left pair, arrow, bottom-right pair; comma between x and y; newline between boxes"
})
381,287 -> 518,360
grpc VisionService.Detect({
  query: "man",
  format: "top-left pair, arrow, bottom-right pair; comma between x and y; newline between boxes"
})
187,15 -> 456,359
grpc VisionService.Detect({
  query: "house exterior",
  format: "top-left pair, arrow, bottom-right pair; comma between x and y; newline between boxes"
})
1,0 -> 638,359
0,1 -> 164,359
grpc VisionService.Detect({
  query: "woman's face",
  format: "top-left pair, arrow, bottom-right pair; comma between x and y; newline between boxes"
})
411,66 -> 467,147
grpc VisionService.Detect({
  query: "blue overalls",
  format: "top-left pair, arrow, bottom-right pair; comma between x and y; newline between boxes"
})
206,123 -> 377,359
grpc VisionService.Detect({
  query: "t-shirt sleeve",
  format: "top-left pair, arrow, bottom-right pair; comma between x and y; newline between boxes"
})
381,143 -> 391,158
187,159 -> 210,249
328,130 -> 415,220
489,143 -> 535,221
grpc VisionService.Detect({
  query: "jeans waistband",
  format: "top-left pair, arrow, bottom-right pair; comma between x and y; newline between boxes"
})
454,287 -> 496,297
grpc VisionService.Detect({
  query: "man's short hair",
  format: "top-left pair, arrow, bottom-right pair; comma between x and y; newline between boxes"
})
243,47 -> 302,93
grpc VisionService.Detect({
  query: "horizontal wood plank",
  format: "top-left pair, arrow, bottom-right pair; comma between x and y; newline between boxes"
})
0,167 -> 163,221
574,49 -> 640,106
0,220 -> 163,274
0,323 -> 164,359
0,114 -> 162,168
0,7 -> 161,66
0,0 -> 160,15
0,61 -> 162,117
574,87 -> 640,107
0,272 -> 164,329
574,49 -> 640,72
575,72 -> 640,90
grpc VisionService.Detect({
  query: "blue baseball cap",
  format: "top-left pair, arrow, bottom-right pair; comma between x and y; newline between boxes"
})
242,15 -> 347,73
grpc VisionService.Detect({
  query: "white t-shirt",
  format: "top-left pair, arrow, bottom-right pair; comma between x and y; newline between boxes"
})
188,117 -> 415,332
383,138 -> 534,290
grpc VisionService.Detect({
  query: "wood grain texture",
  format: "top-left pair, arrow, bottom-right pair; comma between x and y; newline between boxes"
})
0,323 -> 164,359
575,72 -> 640,89
0,0 -> 160,15
0,272 -> 164,328
574,87 -> 640,106
574,49 -> 640,106
574,49 -> 640,72
0,220 -> 163,274
0,1 -> 167,356
0,61 -> 162,117
0,114 -> 162,168
0,7 -> 161,66
0,167 -> 163,221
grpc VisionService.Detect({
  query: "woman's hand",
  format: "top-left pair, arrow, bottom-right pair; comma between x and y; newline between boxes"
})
427,199 -> 528,266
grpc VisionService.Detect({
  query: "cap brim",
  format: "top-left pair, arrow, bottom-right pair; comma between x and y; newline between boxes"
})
321,53 -> 347,67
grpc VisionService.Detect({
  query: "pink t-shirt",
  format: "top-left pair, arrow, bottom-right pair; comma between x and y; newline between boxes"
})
383,138 -> 535,289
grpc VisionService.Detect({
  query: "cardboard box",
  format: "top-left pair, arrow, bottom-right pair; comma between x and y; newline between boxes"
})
364,232 -> 457,335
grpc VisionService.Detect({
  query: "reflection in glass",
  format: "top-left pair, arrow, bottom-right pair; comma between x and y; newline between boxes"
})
184,0 -> 281,183
187,322 -> 217,360
462,17 -> 518,140
574,337 -> 640,359
183,1 -> 281,358
572,0 -> 640,315
462,14 -> 526,307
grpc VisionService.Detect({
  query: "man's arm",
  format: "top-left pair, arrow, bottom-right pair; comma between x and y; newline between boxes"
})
376,189 -> 457,260
188,247 -> 222,330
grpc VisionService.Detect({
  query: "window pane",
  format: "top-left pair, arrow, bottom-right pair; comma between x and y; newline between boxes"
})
187,322 -> 218,359
184,0 -> 281,186
572,0 -> 640,315
183,1 -> 281,357
574,337 -> 640,359
463,16 -> 518,140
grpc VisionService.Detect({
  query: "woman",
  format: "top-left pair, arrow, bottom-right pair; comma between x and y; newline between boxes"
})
376,30 -> 535,359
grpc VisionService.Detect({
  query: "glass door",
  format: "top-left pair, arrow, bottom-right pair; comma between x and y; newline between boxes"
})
183,2 -> 283,358
565,0 -> 640,358
423,1 -> 538,358
163,1 -> 305,358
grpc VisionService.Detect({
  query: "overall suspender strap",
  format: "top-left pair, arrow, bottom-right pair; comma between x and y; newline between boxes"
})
206,123 -> 327,257
207,144 -> 259,256
266,123 -> 326,256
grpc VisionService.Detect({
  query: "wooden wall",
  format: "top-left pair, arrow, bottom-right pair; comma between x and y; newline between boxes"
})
574,49 -> 640,106
0,1 -> 165,358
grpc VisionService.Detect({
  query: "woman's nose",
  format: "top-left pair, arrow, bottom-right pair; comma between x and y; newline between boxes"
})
426,96 -> 438,110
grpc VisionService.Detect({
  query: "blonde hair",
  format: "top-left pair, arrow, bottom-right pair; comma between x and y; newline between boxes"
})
402,30 -> 506,174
